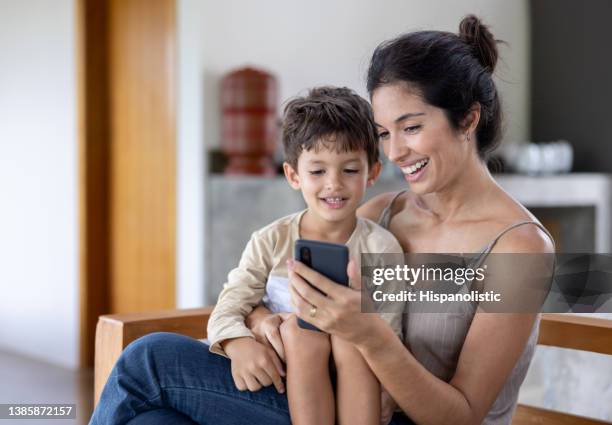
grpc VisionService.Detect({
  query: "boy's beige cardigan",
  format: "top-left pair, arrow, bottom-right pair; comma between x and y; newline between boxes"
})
207,210 -> 405,357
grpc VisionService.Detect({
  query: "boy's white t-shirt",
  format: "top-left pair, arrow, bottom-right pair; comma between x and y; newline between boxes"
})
207,209 -> 404,357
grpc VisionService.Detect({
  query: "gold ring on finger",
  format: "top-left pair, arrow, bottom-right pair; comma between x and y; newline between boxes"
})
309,305 -> 317,318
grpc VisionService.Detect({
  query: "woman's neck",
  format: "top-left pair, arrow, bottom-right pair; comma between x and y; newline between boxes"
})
419,157 -> 496,223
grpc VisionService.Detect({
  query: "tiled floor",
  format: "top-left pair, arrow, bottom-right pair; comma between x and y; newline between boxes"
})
0,349 -> 93,424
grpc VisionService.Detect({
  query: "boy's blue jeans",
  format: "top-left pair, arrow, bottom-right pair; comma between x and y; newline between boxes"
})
89,332 -> 415,425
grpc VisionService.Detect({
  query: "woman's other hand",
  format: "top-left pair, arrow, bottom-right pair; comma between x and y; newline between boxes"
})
221,337 -> 286,394
247,305 -> 292,362
250,310 -> 291,362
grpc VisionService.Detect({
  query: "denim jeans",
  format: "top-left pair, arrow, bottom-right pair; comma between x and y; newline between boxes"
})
89,332 -> 414,425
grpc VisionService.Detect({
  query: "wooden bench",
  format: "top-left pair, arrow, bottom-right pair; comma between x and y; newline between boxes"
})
94,310 -> 612,424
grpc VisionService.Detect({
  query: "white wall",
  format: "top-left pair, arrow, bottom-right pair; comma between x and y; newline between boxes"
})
0,0 -> 79,369
176,0 -> 530,304
187,0 -> 529,151
177,0 -> 207,308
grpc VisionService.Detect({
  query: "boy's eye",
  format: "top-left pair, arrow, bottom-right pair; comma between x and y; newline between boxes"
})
309,170 -> 324,175
344,169 -> 360,174
404,125 -> 421,134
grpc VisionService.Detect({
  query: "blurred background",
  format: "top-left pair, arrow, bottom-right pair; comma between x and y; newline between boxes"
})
1,0 -> 611,423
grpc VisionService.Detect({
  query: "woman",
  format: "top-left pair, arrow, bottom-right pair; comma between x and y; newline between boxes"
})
90,15 -> 554,425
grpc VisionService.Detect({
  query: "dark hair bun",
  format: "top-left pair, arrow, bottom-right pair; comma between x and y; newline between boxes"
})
459,15 -> 498,73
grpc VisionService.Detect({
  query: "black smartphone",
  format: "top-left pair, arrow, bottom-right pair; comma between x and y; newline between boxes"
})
294,239 -> 349,331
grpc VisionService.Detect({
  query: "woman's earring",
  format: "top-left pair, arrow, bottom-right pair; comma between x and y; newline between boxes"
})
466,132 -> 471,142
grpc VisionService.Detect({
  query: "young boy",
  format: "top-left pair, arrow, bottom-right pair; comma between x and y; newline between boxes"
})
207,86 -> 403,425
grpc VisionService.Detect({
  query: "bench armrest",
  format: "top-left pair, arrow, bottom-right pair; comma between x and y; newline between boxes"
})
94,306 -> 214,405
538,313 -> 612,355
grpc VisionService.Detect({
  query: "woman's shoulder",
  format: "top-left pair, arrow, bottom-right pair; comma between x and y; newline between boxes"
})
358,190 -> 410,222
489,220 -> 555,254
485,195 -> 555,254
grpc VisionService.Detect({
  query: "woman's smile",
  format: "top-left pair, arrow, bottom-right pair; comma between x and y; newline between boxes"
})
400,157 -> 430,182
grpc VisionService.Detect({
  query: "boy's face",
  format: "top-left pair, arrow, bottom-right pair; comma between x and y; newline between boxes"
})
284,145 -> 380,225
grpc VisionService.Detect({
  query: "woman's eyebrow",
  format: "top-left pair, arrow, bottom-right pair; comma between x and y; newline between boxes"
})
394,112 -> 425,123
375,112 -> 426,128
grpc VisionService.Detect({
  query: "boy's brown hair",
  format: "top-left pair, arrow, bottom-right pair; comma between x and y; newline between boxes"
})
282,86 -> 379,169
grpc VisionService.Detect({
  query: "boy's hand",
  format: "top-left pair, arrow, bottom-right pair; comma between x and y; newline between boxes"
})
222,337 -> 286,394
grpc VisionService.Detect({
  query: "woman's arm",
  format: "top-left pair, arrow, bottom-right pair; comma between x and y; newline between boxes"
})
357,310 -> 538,425
288,226 -> 553,425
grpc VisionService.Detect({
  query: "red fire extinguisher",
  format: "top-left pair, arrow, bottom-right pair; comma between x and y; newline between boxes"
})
221,67 -> 278,176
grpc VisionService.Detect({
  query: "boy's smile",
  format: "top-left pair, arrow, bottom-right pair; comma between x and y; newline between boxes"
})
320,196 -> 348,209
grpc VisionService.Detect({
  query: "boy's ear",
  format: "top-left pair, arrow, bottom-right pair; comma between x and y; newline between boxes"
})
367,160 -> 382,187
283,162 -> 301,190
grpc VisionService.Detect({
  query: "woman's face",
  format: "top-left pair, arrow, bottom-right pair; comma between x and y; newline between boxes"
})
371,83 -> 472,195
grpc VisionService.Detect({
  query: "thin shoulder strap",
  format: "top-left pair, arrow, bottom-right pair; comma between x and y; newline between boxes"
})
467,220 -> 557,284
377,190 -> 408,229
482,220 -> 556,255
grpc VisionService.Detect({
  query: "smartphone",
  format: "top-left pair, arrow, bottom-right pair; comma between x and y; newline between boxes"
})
294,239 -> 349,331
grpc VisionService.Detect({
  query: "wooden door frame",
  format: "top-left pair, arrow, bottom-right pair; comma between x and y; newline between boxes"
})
77,0 -> 111,369
77,0 -> 176,368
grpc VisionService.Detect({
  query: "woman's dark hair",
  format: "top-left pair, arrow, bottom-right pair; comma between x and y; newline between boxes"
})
282,86 -> 379,169
367,15 -> 503,159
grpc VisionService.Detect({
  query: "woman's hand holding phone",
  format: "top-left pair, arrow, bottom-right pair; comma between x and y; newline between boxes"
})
288,258 -> 388,348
